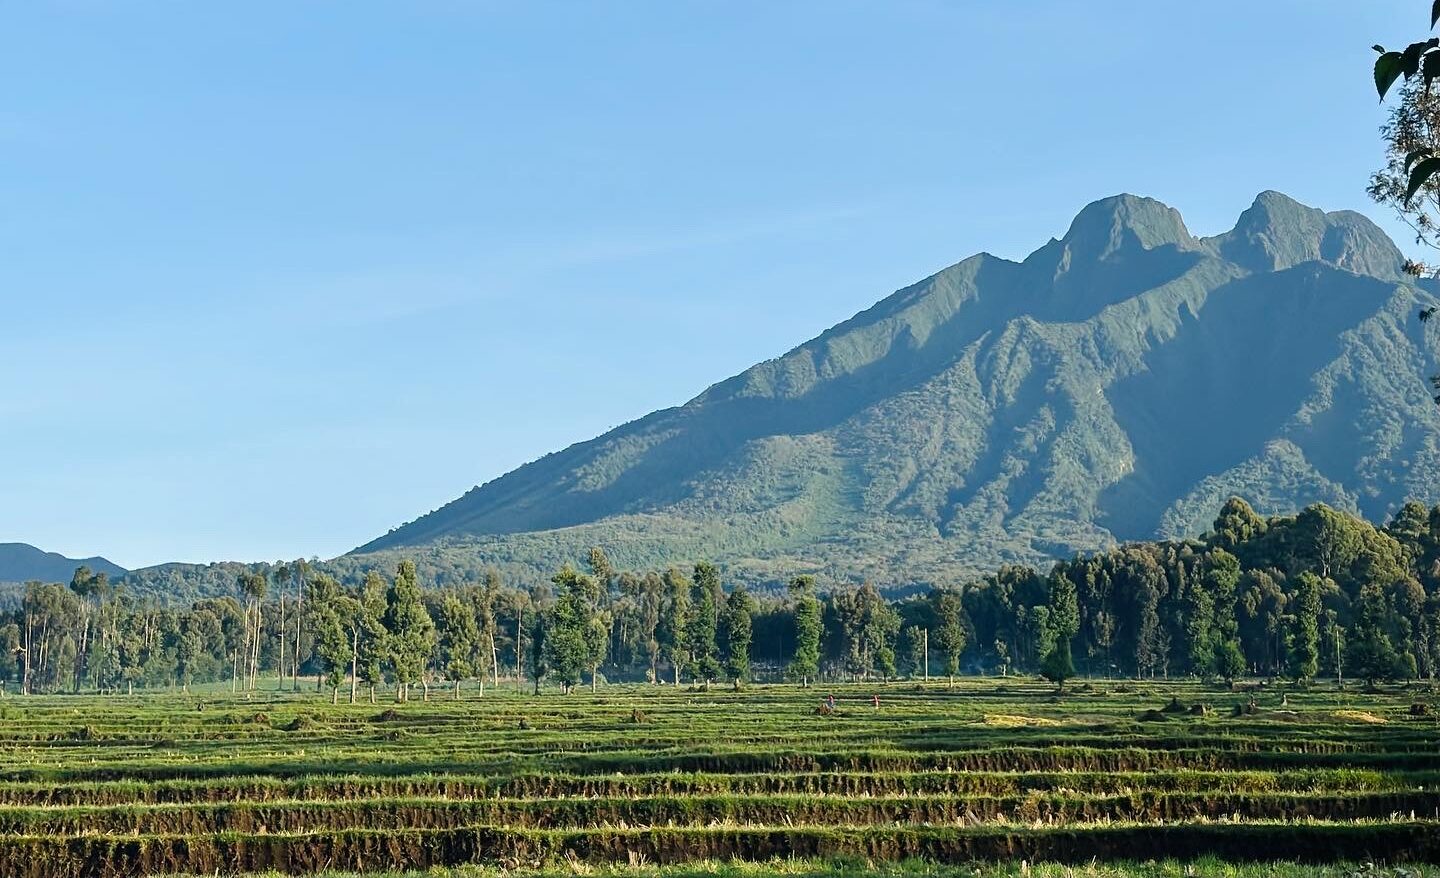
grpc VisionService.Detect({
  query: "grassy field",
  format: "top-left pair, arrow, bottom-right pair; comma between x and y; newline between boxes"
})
0,679 -> 1437,877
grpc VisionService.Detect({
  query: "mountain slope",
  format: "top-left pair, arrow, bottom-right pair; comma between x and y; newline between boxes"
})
352,192 -> 1440,588
0,543 -> 126,584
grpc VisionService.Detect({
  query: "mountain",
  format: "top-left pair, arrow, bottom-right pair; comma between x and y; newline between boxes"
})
350,191 -> 1440,590
0,543 -> 126,585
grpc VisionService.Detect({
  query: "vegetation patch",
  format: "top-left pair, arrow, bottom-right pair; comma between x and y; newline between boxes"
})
981,714 -> 1060,728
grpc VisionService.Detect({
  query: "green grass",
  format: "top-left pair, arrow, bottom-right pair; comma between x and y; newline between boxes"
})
0,679 -> 1436,875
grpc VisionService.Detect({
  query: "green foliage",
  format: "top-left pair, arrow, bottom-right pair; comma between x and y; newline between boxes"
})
1213,638 -> 1247,683
899,624 -> 927,678
833,582 -> 901,680
657,567 -> 691,686
787,575 -> 822,685
721,585 -> 753,685
438,594 -> 481,685
308,575 -> 358,697
1348,583 -> 1400,687
933,590 -> 966,682
1039,638 -> 1075,691
1287,573 -> 1323,683
543,565 -> 596,693
687,562 -> 722,684
356,572 -> 389,690
384,561 -> 436,698
18,495 -> 1440,694
1372,6 -> 1440,222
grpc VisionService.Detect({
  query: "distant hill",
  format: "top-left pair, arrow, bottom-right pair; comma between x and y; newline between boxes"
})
113,560 -> 271,603
346,191 -> 1440,590
0,543 -> 126,585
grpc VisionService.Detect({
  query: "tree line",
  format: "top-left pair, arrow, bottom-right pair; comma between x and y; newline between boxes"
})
4,499 -> 1440,699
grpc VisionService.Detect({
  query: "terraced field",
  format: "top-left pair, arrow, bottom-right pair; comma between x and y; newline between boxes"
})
0,680 -> 1437,877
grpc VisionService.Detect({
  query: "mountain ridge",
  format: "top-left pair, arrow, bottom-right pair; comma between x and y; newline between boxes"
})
0,543 -> 126,585
351,191 -> 1440,589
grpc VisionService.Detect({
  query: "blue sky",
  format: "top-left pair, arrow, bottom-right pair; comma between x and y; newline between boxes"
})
0,2 -> 1420,569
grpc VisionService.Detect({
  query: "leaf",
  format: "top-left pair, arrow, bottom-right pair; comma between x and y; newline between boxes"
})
1406,147 -> 1436,172
1377,51 -> 1405,99
1403,42 -> 1427,78
1433,0 -> 1440,27
1405,156 -> 1440,202
1426,50 -> 1440,89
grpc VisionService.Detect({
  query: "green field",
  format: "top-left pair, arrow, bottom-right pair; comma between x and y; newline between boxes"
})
0,680 -> 1437,877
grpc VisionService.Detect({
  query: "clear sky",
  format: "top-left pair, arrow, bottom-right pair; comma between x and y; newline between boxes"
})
0,2 -> 1421,569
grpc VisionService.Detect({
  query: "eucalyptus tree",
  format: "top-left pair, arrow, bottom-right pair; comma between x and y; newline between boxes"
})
722,583 -> 753,689
787,575 -> 822,687
384,561 -> 436,702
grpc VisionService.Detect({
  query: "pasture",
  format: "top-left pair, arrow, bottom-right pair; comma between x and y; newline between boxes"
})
0,679 -> 1436,877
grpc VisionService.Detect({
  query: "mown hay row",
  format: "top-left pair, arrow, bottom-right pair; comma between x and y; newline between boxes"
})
0,768 -> 1424,807
2,791 -> 1440,835
15,745 -> 1440,786
3,823 -> 1440,878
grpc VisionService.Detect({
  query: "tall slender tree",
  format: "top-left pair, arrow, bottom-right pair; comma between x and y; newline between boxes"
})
384,561 -> 435,702
543,564 -> 594,694
657,567 -> 691,686
933,589 -> 967,686
439,593 -> 481,699
722,584 -> 753,689
1287,573 -> 1323,684
788,575 -> 822,687
236,571 -> 267,691
687,562 -> 722,688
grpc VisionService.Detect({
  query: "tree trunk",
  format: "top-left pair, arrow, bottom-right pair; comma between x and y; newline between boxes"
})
349,628 -> 359,705
332,686 -> 339,704
240,611 -> 251,692
293,582 -> 303,692
21,615 -> 32,695
454,678 -> 461,700
278,595 -> 286,691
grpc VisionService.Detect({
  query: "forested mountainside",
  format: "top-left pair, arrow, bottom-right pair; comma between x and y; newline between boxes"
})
347,192 -> 1440,590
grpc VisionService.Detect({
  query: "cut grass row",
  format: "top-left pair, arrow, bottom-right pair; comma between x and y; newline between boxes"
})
1,791 -> 1439,835
147,859 -> 1438,878
0,768 -> 1426,806
10,746 -> 1440,784
0,684 -> 1436,874
5,822 -> 1440,878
